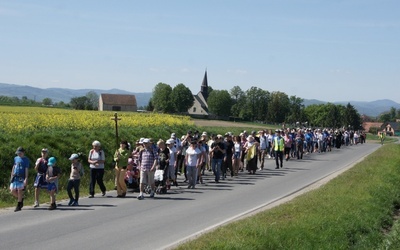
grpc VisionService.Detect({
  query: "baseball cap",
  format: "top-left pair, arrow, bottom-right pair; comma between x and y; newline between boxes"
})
41,148 -> 48,153
166,139 -> 174,145
92,140 -> 101,146
143,138 -> 150,144
171,133 -> 176,139
69,153 -> 79,160
15,147 -> 25,154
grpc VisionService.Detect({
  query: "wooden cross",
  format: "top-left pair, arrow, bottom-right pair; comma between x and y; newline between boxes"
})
111,112 -> 121,148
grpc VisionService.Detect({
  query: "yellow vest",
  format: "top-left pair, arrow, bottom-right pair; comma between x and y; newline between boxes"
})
274,137 -> 284,151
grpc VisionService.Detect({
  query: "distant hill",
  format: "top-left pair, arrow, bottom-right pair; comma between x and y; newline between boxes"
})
303,99 -> 400,117
0,83 -> 152,108
1,82 -> 399,116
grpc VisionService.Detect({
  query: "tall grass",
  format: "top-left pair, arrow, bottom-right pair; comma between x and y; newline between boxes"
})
176,144 -> 400,249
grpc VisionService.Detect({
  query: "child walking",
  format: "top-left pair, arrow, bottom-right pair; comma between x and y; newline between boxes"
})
46,157 -> 61,210
10,147 -> 30,212
67,153 -> 84,206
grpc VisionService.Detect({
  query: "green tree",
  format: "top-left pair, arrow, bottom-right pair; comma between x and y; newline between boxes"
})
267,91 -> 290,124
171,83 -> 194,113
208,90 -> 232,116
285,96 -> 305,125
42,98 -> 53,106
70,96 -> 90,110
343,103 -> 361,130
230,86 -> 245,118
389,107 -> 396,120
379,113 -> 391,123
86,91 -> 99,110
152,82 -> 174,113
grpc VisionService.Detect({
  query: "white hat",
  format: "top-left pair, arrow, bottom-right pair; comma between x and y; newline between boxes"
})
142,138 -> 150,143
202,132 -> 207,136
166,139 -> 174,145
92,140 -> 101,146
69,153 -> 79,160
171,133 -> 176,139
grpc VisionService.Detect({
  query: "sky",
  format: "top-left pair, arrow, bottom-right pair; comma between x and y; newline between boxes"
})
0,0 -> 399,103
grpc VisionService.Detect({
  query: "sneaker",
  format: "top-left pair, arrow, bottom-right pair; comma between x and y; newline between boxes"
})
68,199 -> 75,206
48,203 -> 56,210
149,192 -> 155,198
102,191 -> 106,196
72,201 -> 79,206
88,195 -> 94,198
14,203 -> 21,212
33,201 -> 39,208
137,195 -> 144,200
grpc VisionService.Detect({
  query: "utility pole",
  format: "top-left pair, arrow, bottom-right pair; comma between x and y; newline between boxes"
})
111,112 -> 121,148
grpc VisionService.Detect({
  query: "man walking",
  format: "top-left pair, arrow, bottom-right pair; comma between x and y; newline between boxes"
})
272,130 -> 284,169
137,138 -> 158,200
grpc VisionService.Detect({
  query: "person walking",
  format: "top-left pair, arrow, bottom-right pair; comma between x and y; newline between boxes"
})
67,153 -> 84,206
10,147 -> 30,212
210,135 -> 226,183
33,148 -> 49,208
46,157 -> 61,210
272,130 -> 284,169
232,135 -> 241,176
88,140 -> 106,198
114,140 -> 130,198
222,133 -> 234,178
245,136 -> 258,174
185,140 -> 202,189
137,138 -> 158,200
258,130 -> 268,169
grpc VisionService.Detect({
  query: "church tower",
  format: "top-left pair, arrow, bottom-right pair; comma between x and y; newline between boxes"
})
201,70 -> 208,101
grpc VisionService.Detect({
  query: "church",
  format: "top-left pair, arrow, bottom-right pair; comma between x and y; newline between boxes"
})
187,70 -> 209,116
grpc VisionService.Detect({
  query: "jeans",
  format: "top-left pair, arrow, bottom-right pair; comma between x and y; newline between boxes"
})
186,166 -> 198,187
211,158 -> 222,182
89,168 -> 106,196
67,179 -> 80,201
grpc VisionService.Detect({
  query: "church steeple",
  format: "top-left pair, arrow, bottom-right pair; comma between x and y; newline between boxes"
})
201,70 -> 208,101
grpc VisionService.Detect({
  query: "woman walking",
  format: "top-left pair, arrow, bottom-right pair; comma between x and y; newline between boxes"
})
88,140 -> 106,198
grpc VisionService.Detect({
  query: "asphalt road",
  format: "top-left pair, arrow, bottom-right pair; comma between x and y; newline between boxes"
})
0,143 -> 380,250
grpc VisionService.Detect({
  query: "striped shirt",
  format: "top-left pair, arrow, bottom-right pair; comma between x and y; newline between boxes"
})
139,149 -> 155,171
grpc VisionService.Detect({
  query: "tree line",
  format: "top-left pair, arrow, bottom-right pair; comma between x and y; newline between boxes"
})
151,83 -> 363,130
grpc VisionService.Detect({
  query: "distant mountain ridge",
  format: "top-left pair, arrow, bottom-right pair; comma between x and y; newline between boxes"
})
0,82 -> 152,108
1,82 -> 399,116
303,99 -> 400,117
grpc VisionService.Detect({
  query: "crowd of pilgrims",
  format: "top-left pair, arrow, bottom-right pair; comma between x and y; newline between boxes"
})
127,128 -> 367,191
9,127 -> 367,212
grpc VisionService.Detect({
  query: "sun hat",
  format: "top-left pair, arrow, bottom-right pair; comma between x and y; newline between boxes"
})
48,157 -> 57,166
15,147 -> 25,154
69,154 -> 79,160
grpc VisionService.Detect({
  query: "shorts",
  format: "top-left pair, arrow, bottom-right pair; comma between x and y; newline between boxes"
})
34,173 -> 48,188
140,170 -> 155,185
47,182 -> 57,192
233,152 -> 240,159
167,165 -> 175,179
10,178 -> 25,190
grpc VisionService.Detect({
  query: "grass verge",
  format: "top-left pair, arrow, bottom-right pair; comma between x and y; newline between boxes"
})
175,143 -> 400,249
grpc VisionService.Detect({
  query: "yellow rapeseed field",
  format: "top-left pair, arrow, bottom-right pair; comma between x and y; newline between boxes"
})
0,106 -> 193,133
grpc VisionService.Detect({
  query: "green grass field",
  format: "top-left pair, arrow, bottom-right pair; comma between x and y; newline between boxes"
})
176,143 -> 400,249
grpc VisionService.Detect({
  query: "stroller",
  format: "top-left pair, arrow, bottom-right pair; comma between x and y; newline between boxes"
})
143,169 -> 166,194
